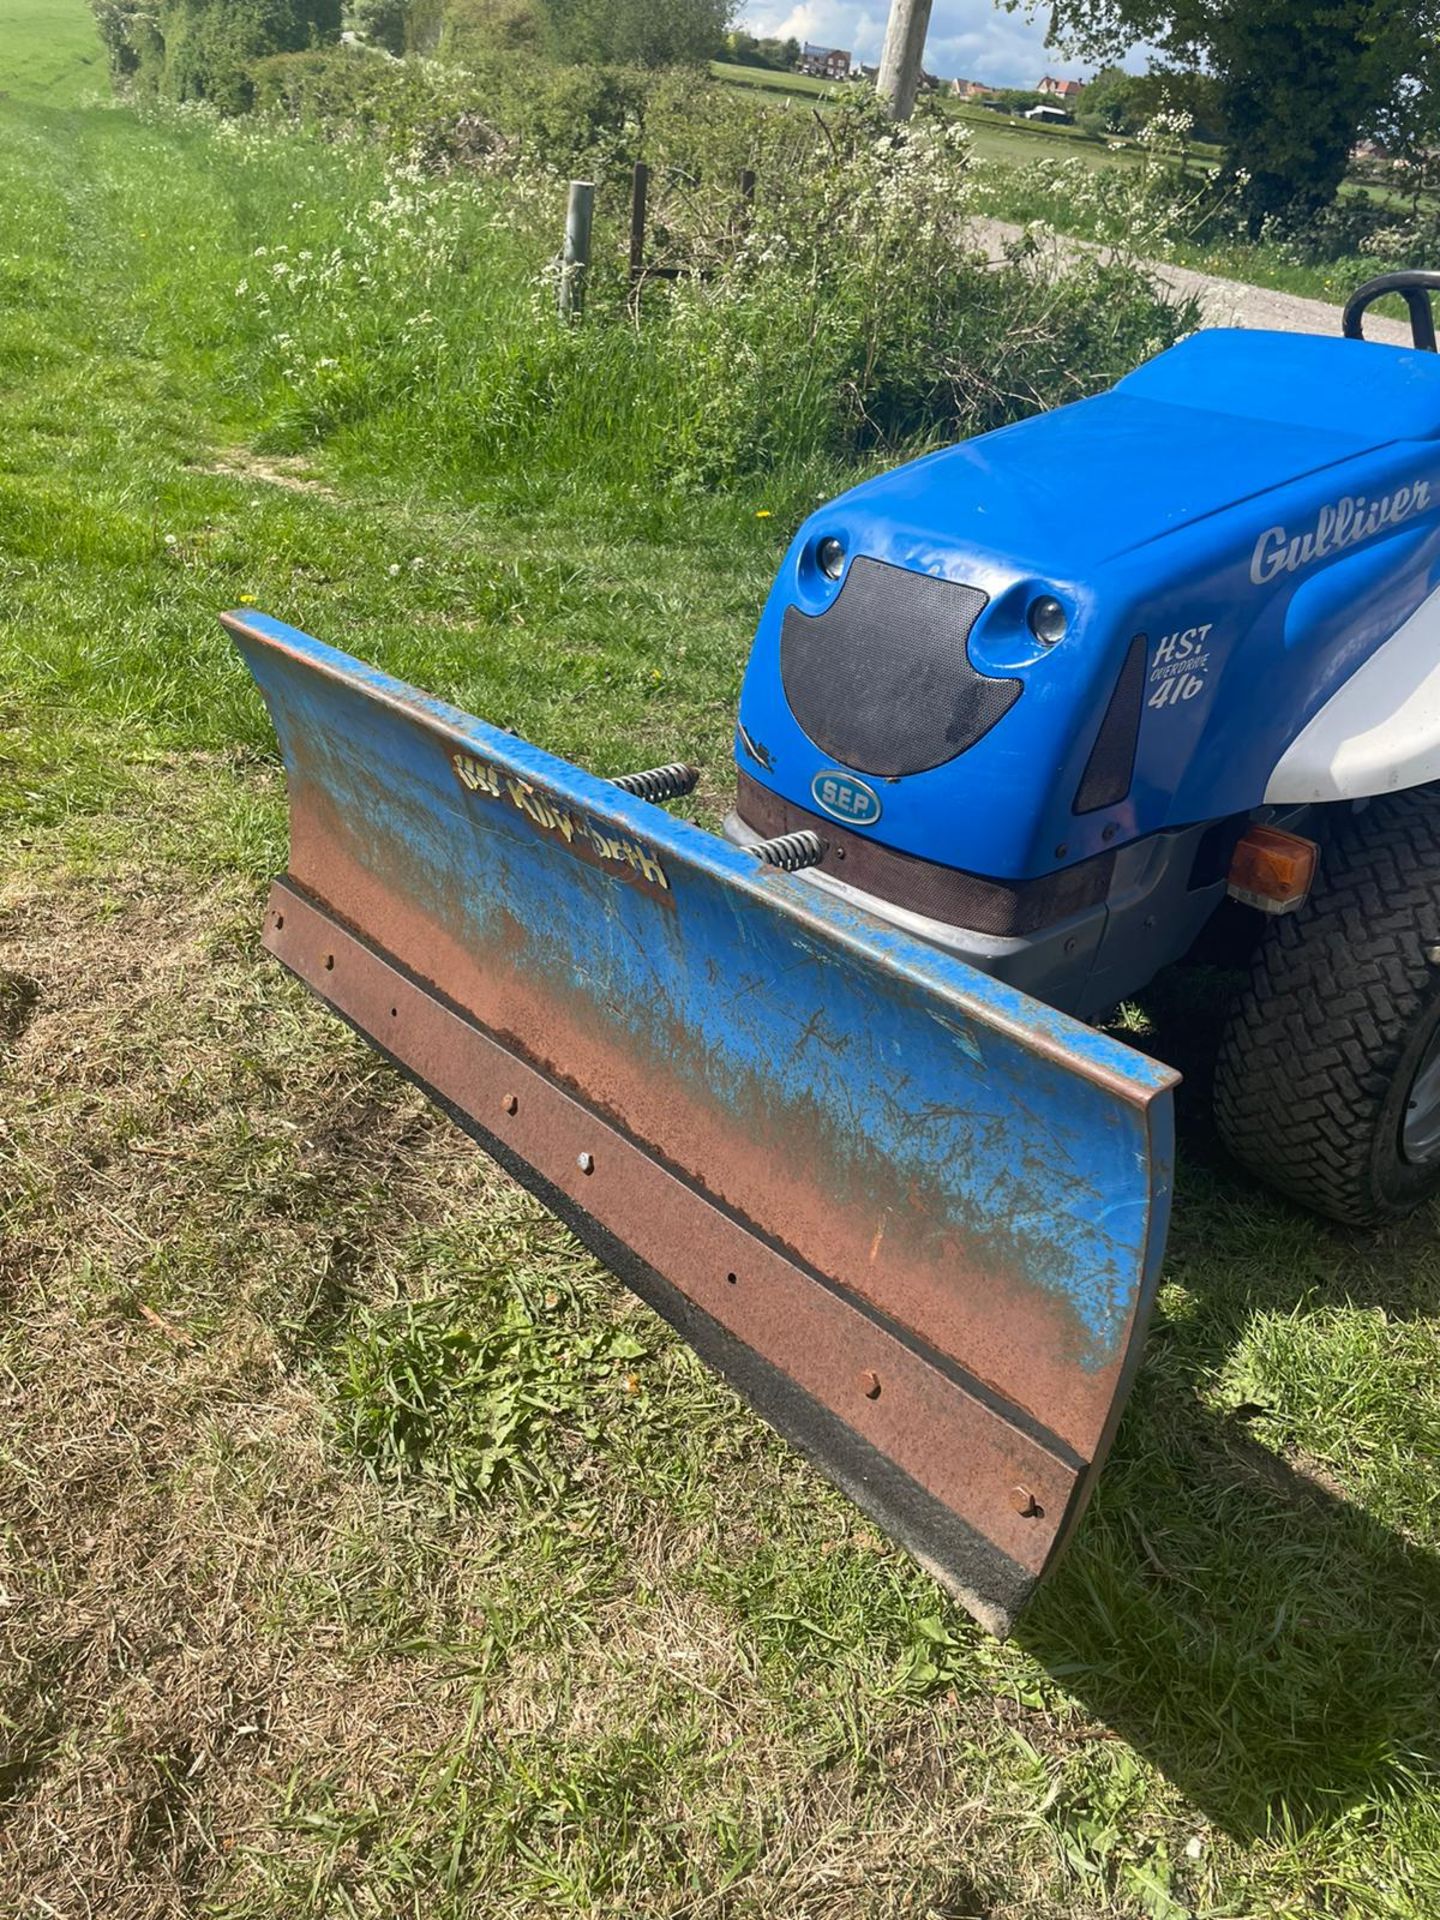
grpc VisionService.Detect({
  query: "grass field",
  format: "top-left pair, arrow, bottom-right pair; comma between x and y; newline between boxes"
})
710,57 -> 843,101
3,4 -> 1440,1917
0,0 -> 103,98
709,59 -> 1155,169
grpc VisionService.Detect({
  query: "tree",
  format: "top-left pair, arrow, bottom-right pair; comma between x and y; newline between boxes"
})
92,0 -> 342,107
1020,0 -> 1440,229
546,0 -> 736,66
1129,67 -> 1226,144
1077,63 -> 1140,133
442,0 -> 546,58
351,0 -> 408,54
91,0 -> 163,82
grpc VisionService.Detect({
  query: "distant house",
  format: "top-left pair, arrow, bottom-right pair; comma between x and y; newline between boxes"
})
950,77 -> 995,100
1037,75 -> 1085,100
858,62 -> 880,83
797,42 -> 852,80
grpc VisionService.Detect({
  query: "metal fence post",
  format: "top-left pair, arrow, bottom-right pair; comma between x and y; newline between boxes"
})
559,179 -> 595,322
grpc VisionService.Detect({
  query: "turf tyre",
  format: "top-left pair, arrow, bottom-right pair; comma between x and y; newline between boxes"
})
1214,788 -> 1440,1225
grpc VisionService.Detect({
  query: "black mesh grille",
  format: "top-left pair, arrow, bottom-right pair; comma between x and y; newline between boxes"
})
780,557 -> 1019,778
1073,634 -> 1147,815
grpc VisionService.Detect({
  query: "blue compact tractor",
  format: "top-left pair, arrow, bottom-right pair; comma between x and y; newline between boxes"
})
231,273 -> 1440,1625
725,274 -> 1440,1226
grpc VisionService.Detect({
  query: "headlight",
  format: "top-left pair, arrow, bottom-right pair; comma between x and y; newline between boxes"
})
1027,594 -> 1067,646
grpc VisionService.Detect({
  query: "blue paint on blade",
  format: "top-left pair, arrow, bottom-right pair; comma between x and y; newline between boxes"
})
230,613 -> 1176,1376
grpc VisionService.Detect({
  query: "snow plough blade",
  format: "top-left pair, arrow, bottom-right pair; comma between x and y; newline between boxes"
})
226,611 -> 1178,1635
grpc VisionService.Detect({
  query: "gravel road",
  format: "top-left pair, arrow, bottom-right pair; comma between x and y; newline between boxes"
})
974,217 -> 1414,347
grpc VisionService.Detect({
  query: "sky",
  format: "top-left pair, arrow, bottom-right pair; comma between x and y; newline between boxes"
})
735,0 -> 1099,91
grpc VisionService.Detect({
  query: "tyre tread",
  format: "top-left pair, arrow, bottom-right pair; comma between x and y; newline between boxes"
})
1214,789 -> 1440,1223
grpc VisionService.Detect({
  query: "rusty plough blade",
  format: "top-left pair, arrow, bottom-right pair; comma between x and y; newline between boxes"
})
227,611 -> 1177,1635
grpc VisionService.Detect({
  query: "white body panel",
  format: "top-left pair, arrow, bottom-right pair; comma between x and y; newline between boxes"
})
1265,583 -> 1440,803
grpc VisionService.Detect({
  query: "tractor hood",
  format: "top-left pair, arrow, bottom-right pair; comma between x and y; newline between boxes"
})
810,329 -> 1440,580
734,329 -> 1440,886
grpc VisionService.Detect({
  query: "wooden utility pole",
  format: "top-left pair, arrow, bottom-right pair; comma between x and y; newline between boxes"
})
876,0 -> 934,121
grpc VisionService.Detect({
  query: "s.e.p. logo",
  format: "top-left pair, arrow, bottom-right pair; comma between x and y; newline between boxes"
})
811,770 -> 882,825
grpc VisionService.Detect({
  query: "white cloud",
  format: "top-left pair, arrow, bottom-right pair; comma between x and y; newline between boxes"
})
736,0 -> 1117,90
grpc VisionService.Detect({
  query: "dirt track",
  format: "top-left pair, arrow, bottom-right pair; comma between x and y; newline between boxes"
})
975,217 -> 1414,346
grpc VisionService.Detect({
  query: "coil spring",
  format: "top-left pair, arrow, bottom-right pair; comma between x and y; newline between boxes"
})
611,763 -> 700,803
751,829 -> 824,873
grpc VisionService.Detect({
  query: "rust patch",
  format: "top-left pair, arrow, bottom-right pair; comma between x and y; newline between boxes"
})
266,881 -> 1083,1583
281,784 -> 1133,1461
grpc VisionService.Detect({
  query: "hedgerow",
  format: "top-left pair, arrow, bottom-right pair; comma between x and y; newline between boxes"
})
175,88 -> 1194,504
92,0 -> 342,112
